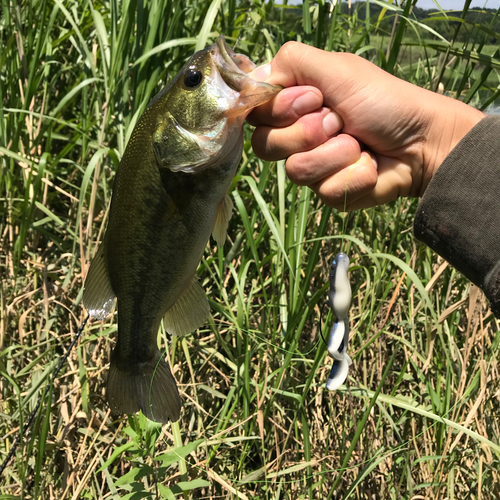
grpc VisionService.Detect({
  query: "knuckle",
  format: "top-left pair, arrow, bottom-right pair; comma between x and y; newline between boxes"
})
252,127 -> 284,161
338,52 -> 356,64
278,41 -> 309,70
301,123 -> 321,150
286,155 -> 312,185
279,41 -> 301,60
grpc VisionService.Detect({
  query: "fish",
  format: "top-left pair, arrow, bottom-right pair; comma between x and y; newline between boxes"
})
82,36 -> 281,423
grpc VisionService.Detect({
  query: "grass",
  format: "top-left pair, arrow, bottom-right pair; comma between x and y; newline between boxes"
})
1,0 -> 500,498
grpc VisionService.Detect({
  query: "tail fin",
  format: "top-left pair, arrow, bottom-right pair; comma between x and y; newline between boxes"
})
107,349 -> 181,423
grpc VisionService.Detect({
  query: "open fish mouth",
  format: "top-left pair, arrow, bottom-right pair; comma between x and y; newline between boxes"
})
215,36 -> 257,74
211,35 -> 282,111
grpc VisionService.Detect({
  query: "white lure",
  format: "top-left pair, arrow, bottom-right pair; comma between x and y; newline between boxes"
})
325,253 -> 352,391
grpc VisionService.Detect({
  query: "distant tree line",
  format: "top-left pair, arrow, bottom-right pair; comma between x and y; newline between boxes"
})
277,1 -> 500,44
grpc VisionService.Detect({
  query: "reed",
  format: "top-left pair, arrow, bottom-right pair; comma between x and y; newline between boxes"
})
1,0 -> 500,498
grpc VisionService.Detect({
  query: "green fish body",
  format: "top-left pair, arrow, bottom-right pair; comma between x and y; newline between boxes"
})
83,37 -> 281,423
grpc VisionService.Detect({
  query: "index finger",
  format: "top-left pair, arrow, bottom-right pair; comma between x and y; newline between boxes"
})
247,85 -> 323,128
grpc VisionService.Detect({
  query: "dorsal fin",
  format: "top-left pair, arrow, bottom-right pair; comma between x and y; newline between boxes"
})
163,278 -> 210,336
83,237 -> 116,320
211,194 -> 233,247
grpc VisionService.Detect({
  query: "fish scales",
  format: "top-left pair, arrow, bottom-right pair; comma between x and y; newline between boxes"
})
83,37 -> 281,423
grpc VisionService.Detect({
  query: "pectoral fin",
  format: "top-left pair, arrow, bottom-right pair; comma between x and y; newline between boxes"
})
83,238 -> 116,320
211,194 -> 233,247
163,278 -> 210,336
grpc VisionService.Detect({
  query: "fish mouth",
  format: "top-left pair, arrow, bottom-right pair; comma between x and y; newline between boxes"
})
212,35 -> 282,113
215,36 -> 256,75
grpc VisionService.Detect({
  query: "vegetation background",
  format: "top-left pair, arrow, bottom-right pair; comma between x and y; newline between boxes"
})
1,0 -> 500,498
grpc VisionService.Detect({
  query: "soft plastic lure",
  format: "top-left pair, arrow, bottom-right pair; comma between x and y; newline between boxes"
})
325,253 -> 352,390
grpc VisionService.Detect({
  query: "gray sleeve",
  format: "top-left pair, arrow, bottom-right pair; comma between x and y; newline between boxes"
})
414,114 -> 500,317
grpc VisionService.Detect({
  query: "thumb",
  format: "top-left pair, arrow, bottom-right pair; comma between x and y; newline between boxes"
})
251,42 -> 333,88
250,42 -> 368,110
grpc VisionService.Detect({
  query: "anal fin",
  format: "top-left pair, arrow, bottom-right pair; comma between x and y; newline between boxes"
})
83,237 -> 116,320
163,278 -> 210,336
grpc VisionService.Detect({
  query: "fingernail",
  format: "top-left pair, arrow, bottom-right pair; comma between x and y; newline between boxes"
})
322,111 -> 343,137
251,63 -> 271,81
292,91 -> 322,115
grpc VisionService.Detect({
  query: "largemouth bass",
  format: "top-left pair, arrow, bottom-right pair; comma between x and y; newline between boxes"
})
83,37 -> 281,423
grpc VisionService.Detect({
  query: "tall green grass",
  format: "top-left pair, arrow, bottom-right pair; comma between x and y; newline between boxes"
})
1,0 -> 500,498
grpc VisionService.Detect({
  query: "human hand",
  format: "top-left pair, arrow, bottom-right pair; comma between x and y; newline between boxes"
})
248,42 -> 485,210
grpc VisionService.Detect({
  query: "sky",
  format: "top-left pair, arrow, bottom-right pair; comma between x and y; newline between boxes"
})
415,0 -> 500,8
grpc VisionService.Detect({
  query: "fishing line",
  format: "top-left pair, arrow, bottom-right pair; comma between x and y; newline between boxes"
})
314,160 -> 354,362
0,314 -> 90,478
340,161 -> 355,254
318,301 -> 331,348
232,33 -> 243,52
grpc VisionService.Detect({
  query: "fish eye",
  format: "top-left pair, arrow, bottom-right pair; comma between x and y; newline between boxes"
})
184,70 -> 203,89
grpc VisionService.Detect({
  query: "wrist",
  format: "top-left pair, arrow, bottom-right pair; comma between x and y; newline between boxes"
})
421,96 -> 485,195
